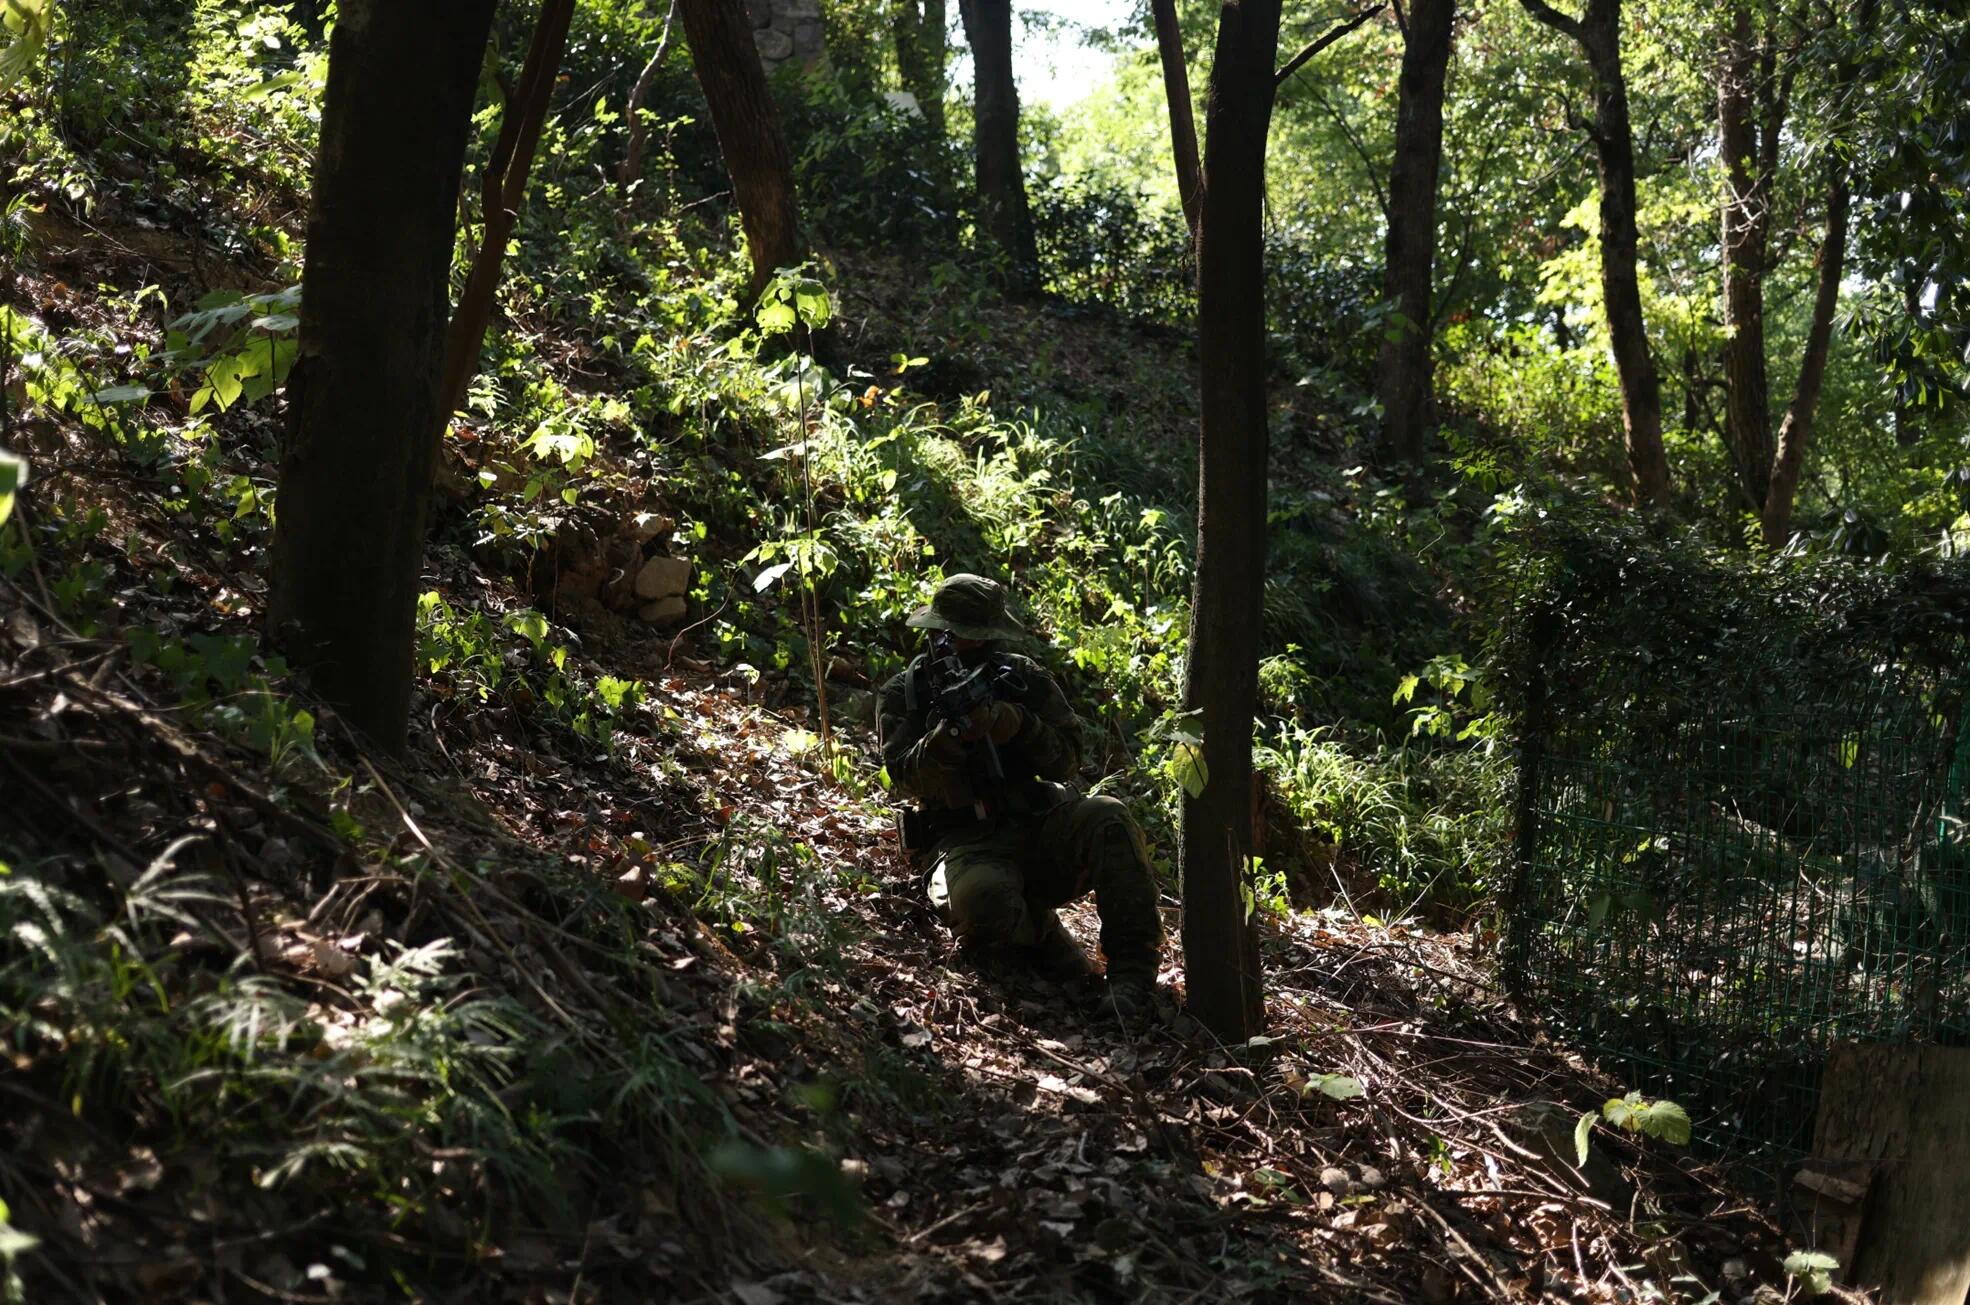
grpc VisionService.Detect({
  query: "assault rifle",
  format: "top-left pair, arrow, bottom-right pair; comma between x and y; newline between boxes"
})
898,629 -> 1028,848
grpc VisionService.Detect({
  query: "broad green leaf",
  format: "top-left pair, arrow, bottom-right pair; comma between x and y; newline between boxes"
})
1393,673 -> 1420,704
755,300 -> 796,335
1171,739 -> 1208,799
0,446 -> 24,528
1574,1110 -> 1596,1166
1638,1098 -> 1691,1146
1783,1250 -> 1839,1296
1307,1073 -> 1363,1101
91,384 -> 150,404
0,0 -> 51,93
793,279 -> 831,329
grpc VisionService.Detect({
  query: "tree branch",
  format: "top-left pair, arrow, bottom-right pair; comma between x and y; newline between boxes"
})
1309,88 -> 1390,219
1274,3 -> 1386,89
1517,0 -> 1584,45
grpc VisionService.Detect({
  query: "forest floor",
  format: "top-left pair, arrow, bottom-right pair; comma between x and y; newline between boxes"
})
5,536 -> 1810,1303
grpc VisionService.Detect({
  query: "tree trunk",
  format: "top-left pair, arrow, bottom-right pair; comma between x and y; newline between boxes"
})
268,0 -> 497,753
620,0 -> 681,194
958,0 -> 1039,290
1179,0 -> 1279,1045
892,0 -> 948,138
677,0 -> 807,298
1761,159 -> 1849,546
1150,0 -> 1203,243
1717,0 -> 1773,513
439,0 -> 575,433
1813,1043 -> 1970,1303
1374,0 -> 1454,468
1522,0 -> 1670,504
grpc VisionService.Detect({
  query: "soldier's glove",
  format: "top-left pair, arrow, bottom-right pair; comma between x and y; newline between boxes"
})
927,718 -> 968,761
985,700 -> 1025,745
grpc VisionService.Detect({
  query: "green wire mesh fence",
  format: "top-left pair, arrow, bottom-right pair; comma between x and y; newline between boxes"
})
1499,521 -> 1970,1156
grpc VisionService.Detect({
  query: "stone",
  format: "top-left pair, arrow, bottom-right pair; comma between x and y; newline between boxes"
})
634,554 -> 691,601
1319,1167 -> 1352,1196
790,17 -> 823,59
639,595 -> 687,625
753,26 -> 793,62
773,0 -> 820,18
628,510 -> 673,543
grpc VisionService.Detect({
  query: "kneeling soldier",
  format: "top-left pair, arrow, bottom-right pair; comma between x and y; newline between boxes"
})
877,573 -> 1164,1016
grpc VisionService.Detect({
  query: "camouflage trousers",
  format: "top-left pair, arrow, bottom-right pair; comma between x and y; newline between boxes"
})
926,795 -> 1163,984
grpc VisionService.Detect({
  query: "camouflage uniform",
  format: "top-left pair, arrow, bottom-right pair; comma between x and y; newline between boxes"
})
877,575 -> 1164,992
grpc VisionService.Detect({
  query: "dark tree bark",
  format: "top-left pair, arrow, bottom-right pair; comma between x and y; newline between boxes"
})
1375,0 -> 1455,468
1762,166 -> 1848,545
1717,0 -> 1775,511
1150,0 -> 1203,242
439,0 -> 575,432
677,0 -> 807,297
892,0 -> 948,139
620,0 -> 681,194
268,0 -> 498,752
1814,1043 -> 1970,1303
1521,0 -> 1671,504
1179,0 -> 1281,1044
958,0 -> 1039,290
1711,0 -> 1851,546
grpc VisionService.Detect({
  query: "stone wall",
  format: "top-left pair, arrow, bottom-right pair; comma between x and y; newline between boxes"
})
744,0 -> 824,73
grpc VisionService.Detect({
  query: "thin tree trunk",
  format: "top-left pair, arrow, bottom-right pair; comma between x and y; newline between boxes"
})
1150,0 -> 1203,242
958,0 -> 1039,290
1521,0 -> 1670,504
1375,0 -> 1454,468
620,0 -> 681,193
678,0 -> 807,298
268,0 -> 497,752
1718,0 -> 1774,511
439,0 -> 575,433
892,0 -> 948,138
1180,0 -> 1280,1045
1761,160 -> 1849,546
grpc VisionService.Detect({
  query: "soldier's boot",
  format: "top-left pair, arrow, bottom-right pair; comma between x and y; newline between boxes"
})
1023,908 -> 1094,982
1090,824 -> 1164,1020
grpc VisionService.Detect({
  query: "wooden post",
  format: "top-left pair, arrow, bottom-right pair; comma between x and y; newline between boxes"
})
1811,1042 -> 1970,1303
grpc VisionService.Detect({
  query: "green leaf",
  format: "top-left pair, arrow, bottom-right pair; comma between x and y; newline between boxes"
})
1783,1250 -> 1839,1296
793,278 -> 831,328
1637,1098 -> 1691,1146
1392,673 -> 1420,704
0,446 -> 24,528
1171,739 -> 1208,800
1574,1110 -> 1596,1166
1308,1073 -> 1363,1101
755,300 -> 796,335
0,0 -> 51,93
91,384 -> 151,404
1248,1167 -> 1293,1189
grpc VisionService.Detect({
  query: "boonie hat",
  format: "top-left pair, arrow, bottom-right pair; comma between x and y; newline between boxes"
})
905,573 -> 1026,643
